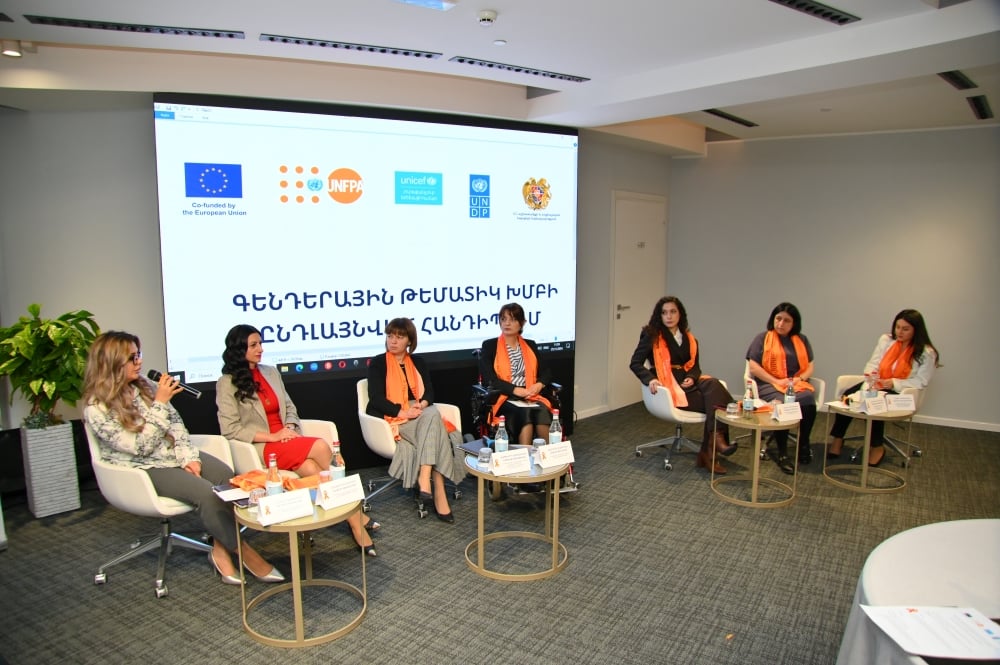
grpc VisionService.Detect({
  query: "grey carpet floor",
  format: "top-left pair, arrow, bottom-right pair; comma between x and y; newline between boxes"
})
1,404 -> 997,665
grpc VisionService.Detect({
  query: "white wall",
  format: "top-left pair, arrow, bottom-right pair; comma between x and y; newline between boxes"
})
574,132 -> 672,417
0,103 -> 167,428
668,127 -> 1000,430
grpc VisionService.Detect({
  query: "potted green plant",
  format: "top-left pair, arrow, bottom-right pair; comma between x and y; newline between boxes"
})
0,303 -> 100,517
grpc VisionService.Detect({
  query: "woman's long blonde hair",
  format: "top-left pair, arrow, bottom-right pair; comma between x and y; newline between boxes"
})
82,331 -> 155,432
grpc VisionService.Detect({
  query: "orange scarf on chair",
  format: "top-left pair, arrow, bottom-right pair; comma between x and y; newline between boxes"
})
490,335 -> 552,424
382,353 -> 456,439
762,330 -> 815,394
652,332 -> 698,408
878,341 -> 914,380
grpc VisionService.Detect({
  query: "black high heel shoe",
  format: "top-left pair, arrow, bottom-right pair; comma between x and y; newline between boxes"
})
363,518 -> 381,533
433,507 -> 455,524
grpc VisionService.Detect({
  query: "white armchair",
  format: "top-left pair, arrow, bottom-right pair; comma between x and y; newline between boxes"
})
227,419 -> 338,478
86,422 -> 228,598
356,378 -> 462,516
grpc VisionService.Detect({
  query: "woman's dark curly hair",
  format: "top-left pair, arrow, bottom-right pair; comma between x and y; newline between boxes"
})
222,324 -> 260,402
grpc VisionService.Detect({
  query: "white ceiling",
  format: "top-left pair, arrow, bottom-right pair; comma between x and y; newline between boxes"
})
0,0 -> 998,145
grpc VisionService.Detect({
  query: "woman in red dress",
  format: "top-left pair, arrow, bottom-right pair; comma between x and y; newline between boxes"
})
217,324 -> 378,556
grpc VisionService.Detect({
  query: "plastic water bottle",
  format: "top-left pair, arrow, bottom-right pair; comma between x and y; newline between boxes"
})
785,377 -> 796,404
265,453 -> 283,496
330,442 -> 346,480
863,373 -> 877,399
548,409 -> 562,445
494,416 -> 509,453
742,379 -> 755,417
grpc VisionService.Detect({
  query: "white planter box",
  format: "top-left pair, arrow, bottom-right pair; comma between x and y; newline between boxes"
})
20,423 -> 81,518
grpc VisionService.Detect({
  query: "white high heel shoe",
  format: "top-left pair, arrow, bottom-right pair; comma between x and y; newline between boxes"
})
243,561 -> 285,583
209,552 -> 243,586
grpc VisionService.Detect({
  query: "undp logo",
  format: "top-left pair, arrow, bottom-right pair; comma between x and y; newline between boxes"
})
327,168 -> 364,204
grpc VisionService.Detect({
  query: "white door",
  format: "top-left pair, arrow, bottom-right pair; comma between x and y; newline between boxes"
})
608,191 -> 667,411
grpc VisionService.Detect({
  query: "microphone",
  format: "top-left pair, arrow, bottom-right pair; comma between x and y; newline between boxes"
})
147,369 -> 202,399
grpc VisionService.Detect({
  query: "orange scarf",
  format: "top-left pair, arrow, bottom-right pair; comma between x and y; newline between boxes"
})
762,331 -> 815,394
490,335 -> 552,424
652,332 -> 698,407
382,353 -> 455,439
878,340 -> 914,380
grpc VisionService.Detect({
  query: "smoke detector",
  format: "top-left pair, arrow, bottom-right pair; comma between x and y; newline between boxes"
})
477,10 -> 497,26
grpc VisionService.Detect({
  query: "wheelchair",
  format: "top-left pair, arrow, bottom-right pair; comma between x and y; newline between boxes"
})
470,380 -> 580,501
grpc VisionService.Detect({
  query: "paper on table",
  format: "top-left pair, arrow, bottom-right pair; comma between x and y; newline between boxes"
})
860,605 -> 1000,660
213,485 -> 249,502
508,400 -> 541,408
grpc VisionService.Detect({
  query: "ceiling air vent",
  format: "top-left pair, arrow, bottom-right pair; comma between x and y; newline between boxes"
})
259,34 -> 441,59
937,70 -> 978,90
766,0 -> 861,26
966,95 -> 994,120
449,56 -> 589,83
702,108 -> 759,128
24,15 -> 244,39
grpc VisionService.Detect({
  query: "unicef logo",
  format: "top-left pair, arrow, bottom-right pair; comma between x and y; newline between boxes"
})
306,178 -> 323,192
426,176 -> 438,186
471,177 -> 488,194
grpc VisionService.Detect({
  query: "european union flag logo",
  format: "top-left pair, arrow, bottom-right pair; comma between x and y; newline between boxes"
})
184,163 -> 243,198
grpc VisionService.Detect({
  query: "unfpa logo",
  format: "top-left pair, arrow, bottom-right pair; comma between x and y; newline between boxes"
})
328,168 -> 364,204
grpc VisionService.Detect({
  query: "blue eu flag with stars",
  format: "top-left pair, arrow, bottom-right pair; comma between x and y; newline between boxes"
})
184,163 -> 243,198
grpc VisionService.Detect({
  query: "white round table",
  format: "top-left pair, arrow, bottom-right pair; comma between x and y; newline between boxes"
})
836,518 -> 1000,665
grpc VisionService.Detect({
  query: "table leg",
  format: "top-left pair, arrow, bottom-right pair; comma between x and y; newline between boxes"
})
550,475 -> 561,571
860,418 -> 872,488
751,429 -> 763,503
477,475 -> 485,569
288,531 -> 304,643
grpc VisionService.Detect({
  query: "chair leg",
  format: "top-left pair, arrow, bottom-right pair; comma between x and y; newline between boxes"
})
635,424 -> 700,470
95,517 -> 211,597
363,475 -> 401,512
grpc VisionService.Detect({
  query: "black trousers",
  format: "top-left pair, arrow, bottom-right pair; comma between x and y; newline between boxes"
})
678,377 -> 731,451
829,381 -> 896,448
145,452 -> 237,551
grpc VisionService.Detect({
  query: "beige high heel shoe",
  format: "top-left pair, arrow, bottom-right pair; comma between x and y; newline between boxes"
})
209,551 -> 242,586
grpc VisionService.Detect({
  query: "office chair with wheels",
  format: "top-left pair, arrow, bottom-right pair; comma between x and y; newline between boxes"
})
635,382 -> 730,471
86,423 -> 230,598
835,374 -> 925,467
356,378 -> 463,517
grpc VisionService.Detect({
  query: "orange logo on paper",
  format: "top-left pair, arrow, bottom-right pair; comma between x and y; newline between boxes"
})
327,168 -> 364,204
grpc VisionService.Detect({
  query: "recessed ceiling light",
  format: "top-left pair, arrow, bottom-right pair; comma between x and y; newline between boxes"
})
393,0 -> 458,10
493,39 -> 507,46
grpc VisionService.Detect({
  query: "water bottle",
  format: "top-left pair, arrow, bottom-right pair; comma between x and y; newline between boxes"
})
863,373 -> 877,399
784,377 -> 796,404
494,416 -> 509,453
548,409 -> 562,445
742,379 -> 755,417
265,453 -> 283,496
330,442 -> 346,480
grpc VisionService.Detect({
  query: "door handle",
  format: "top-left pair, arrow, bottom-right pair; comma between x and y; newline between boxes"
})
616,304 -> 630,312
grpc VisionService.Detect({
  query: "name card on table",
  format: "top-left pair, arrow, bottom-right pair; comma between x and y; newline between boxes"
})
537,440 -> 575,468
316,473 -> 365,511
862,395 -> 888,415
771,402 -> 802,423
257,488 -> 314,526
886,394 -> 916,412
489,447 -> 532,476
